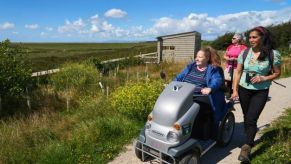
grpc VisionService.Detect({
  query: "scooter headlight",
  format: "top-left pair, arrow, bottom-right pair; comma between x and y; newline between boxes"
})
167,131 -> 179,142
145,122 -> 151,129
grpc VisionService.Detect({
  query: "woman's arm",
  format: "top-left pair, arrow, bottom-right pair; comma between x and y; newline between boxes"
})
251,65 -> 281,83
223,52 -> 230,61
231,63 -> 243,99
206,67 -> 223,93
174,63 -> 191,81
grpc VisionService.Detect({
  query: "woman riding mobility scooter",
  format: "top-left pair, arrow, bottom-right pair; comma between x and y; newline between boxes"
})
134,81 -> 235,164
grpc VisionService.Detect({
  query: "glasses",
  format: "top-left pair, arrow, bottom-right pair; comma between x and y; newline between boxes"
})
249,36 -> 258,39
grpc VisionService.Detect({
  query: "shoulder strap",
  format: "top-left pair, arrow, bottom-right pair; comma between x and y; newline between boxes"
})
242,48 -> 250,69
268,50 -> 274,75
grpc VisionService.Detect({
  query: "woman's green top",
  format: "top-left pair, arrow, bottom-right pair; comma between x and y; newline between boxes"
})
238,48 -> 281,90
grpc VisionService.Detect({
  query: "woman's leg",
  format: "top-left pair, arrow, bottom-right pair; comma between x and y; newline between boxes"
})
192,96 -> 213,139
237,87 -> 268,162
238,86 -> 252,131
238,86 -> 269,146
244,89 -> 269,146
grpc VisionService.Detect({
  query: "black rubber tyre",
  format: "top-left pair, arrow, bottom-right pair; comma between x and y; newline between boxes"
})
134,141 -> 152,161
178,151 -> 200,164
217,112 -> 235,146
134,141 -> 143,160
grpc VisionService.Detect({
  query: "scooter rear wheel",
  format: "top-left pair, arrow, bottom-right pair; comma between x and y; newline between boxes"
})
217,112 -> 235,146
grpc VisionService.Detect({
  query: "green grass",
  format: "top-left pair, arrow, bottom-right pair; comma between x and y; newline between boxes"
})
14,42 -> 156,71
0,96 -> 144,163
251,108 -> 291,163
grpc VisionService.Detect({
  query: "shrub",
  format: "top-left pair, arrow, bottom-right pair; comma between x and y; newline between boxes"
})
50,63 -> 100,96
0,40 -> 32,97
0,39 -> 33,114
110,80 -> 164,120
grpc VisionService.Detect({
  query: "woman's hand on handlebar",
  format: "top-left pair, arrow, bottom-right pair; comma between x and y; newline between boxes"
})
230,91 -> 239,101
201,87 -> 211,95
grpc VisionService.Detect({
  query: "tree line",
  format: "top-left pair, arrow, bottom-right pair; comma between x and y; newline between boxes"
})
211,21 -> 291,55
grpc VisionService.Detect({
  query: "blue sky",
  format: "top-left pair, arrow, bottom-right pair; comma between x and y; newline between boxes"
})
0,0 -> 290,42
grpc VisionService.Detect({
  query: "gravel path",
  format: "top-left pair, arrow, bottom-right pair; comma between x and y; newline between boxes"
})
109,77 -> 291,164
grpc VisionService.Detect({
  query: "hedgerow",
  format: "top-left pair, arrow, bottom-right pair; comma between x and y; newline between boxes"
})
110,80 -> 164,121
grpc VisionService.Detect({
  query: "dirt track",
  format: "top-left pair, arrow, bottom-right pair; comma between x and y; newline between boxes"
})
109,77 -> 291,164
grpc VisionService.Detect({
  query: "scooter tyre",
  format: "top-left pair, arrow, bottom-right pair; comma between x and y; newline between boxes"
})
134,141 -> 151,162
135,141 -> 143,160
178,151 -> 200,164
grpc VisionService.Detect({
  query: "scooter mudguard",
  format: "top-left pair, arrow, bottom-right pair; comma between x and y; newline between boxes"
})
168,138 -> 202,157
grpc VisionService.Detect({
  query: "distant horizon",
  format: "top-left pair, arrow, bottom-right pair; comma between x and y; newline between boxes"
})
9,40 -> 157,44
1,0 -> 290,42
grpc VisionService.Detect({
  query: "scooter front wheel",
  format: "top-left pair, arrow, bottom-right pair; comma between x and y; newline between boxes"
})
134,140 -> 152,162
178,151 -> 200,164
134,140 -> 143,160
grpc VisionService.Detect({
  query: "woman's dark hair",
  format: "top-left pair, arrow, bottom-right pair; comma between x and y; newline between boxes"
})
249,26 -> 274,61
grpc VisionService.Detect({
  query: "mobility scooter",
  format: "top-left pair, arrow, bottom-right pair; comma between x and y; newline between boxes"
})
134,81 -> 235,164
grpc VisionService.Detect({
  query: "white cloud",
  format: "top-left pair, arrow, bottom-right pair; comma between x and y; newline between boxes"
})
89,15 -> 114,33
147,7 -> 291,40
91,25 -> 100,33
58,18 -> 86,33
25,24 -> 39,29
104,8 -> 127,18
0,22 -> 15,30
51,7 -> 291,41
102,21 -> 114,31
45,27 -> 53,31
40,32 -> 47,37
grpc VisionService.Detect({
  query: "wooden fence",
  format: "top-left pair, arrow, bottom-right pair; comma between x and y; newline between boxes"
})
31,52 -> 158,77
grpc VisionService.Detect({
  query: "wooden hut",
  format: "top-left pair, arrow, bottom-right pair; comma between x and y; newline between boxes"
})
157,31 -> 201,63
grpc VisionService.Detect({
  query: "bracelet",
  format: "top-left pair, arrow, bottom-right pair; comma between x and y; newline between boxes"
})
260,76 -> 266,82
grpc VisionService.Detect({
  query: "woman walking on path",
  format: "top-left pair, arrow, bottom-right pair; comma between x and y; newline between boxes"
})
231,26 -> 282,163
223,33 -> 247,90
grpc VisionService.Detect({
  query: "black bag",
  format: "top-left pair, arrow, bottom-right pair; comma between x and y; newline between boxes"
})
245,71 -> 256,83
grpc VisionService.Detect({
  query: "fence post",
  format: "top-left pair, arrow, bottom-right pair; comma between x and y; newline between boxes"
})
137,72 -> 139,82
66,94 -> 70,112
66,77 -> 70,111
26,87 -> 31,111
106,86 -> 109,98
127,71 -> 129,82
99,82 -> 105,93
145,63 -> 149,80
0,94 -> 2,114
